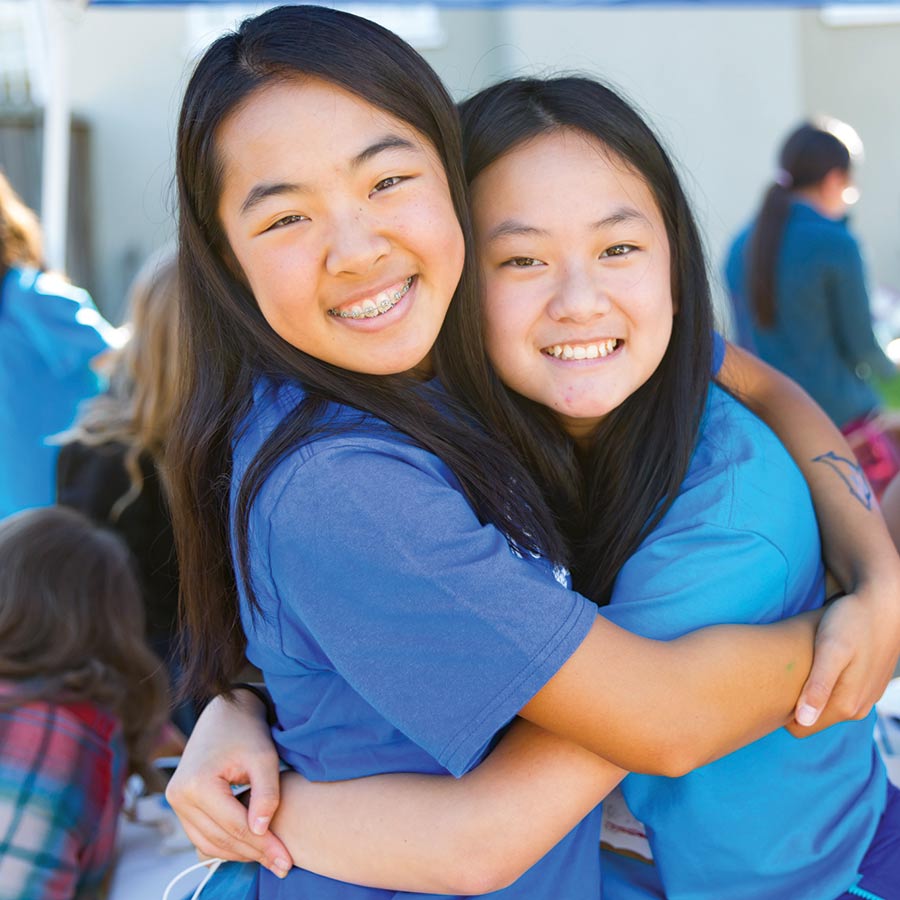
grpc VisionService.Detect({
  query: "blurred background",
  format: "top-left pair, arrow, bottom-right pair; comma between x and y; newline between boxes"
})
2,1 -> 899,362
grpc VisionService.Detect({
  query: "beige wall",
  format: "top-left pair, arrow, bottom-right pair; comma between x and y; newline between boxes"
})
56,5 -> 900,328
798,10 -> 900,293
485,7 -> 806,327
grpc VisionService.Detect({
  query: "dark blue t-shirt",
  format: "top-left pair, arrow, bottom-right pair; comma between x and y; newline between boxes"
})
233,377 -> 601,899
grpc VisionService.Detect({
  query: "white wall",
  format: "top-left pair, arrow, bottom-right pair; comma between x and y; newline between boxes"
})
53,4 -> 900,326
490,7 -> 805,327
67,7 -> 190,318
798,9 -> 900,293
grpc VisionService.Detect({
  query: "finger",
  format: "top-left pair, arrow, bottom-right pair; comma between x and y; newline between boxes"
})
182,807 -> 291,879
795,636 -> 852,727
244,758 -> 283,837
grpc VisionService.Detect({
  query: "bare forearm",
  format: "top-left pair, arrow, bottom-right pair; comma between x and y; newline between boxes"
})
521,611 -> 820,776
271,720 -> 623,893
719,343 -> 900,590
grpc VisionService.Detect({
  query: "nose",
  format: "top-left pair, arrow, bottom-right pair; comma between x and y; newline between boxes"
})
546,263 -> 612,323
325,205 -> 391,277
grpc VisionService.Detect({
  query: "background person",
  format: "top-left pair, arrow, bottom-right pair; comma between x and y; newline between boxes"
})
55,247 -> 193,733
0,505 -> 168,900
0,169 -> 123,518
725,120 -> 900,497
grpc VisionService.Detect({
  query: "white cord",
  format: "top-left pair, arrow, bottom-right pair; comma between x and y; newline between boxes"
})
161,857 -> 225,900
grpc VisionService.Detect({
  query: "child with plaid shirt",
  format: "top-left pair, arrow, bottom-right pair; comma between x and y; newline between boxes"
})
0,506 -> 167,899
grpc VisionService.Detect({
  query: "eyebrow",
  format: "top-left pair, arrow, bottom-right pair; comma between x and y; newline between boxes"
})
238,134 -> 419,217
486,206 -> 651,243
350,134 -> 418,169
240,181 -> 307,216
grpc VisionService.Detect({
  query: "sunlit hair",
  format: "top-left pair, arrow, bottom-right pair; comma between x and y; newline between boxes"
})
168,5 -> 565,700
748,118 -> 860,328
58,247 -> 182,519
0,168 -> 44,275
460,76 -> 714,604
0,506 -> 168,784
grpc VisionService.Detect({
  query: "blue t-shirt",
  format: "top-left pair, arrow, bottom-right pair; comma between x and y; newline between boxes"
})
233,377 -> 601,899
601,385 -> 887,900
0,267 -> 115,517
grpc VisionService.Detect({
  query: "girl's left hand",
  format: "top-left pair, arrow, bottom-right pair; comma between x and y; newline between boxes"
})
165,690 -> 292,879
788,577 -> 900,737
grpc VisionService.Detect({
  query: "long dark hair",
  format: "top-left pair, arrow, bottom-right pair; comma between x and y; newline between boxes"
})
168,5 -> 565,701
0,506 -> 168,784
460,77 -> 713,604
747,121 -> 853,328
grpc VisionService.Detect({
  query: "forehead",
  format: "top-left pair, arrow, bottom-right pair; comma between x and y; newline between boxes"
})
471,128 -> 660,225
215,76 -> 435,189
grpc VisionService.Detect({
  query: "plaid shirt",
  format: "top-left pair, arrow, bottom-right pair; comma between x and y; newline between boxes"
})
0,691 -> 126,899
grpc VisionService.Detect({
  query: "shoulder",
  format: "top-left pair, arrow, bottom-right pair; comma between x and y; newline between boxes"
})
3,267 -> 93,309
236,377 -> 457,517
789,205 -> 859,256
677,386 -> 812,535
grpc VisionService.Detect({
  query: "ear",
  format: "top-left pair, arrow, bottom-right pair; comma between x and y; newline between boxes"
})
822,167 -> 849,194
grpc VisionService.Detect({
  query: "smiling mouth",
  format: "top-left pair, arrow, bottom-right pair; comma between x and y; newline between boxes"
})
542,338 -> 620,360
327,277 -> 414,320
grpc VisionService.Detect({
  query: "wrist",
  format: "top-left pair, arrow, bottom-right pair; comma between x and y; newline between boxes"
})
230,682 -> 278,727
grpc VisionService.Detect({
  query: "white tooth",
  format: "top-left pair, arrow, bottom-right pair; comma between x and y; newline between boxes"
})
562,345 -> 574,360
586,345 -> 599,359
351,305 -> 363,317
553,345 -> 562,358
573,346 -> 586,360
607,339 -> 616,352
599,344 -> 608,357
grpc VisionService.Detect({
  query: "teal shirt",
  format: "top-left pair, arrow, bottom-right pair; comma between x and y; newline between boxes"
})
601,386 -> 886,899
725,201 -> 893,428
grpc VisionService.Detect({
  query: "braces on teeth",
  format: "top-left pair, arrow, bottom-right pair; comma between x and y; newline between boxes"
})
328,277 -> 413,319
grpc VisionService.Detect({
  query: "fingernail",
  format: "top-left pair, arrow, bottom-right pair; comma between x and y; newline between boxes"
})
271,858 -> 290,878
252,816 -> 270,835
796,704 -> 818,726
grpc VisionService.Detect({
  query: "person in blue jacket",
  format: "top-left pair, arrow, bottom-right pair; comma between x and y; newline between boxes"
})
0,169 -> 121,517
161,9 -> 900,898
166,75 -> 899,900
725,120 -> 899,497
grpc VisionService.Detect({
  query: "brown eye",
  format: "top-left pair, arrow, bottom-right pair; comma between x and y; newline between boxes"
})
371,176 -> 405,194
602,244 -> 636,258
506,257 -> 541,268
268,214 -> 306,231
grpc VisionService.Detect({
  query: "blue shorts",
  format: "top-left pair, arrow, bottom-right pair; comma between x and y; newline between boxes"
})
838,781 -> 900,900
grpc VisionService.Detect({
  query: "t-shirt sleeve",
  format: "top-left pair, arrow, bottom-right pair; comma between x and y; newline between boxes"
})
260,441 -> 597,776
602,520 -> 791,640
711,331 -> 726,376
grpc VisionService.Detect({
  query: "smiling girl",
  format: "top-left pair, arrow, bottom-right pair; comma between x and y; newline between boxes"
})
165,9 -> 900,899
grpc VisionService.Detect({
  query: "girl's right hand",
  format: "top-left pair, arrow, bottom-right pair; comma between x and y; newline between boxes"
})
165,689 -> 292,879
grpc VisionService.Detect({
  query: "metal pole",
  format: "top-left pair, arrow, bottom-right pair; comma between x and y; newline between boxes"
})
36,0 -> 70,273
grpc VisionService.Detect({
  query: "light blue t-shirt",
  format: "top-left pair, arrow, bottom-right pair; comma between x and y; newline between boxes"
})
233,377 -> 601,900
601,385 -> 886,900
0,267 -> 114,517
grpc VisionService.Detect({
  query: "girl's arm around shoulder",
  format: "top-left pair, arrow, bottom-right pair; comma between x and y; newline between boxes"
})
717,342 -> 900,729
